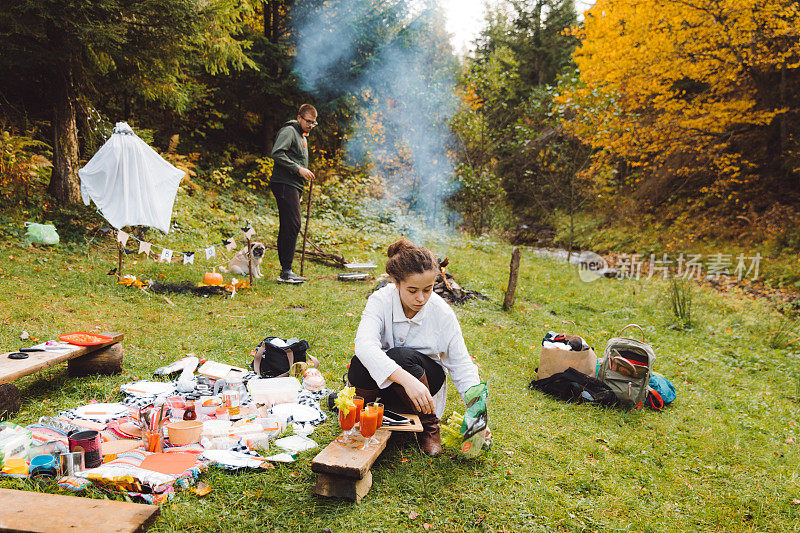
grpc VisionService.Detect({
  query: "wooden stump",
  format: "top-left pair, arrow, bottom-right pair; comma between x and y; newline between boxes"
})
68,343 -> 124,377
503,247 -> 521,311
0,383 -> 21,420
314,470 -> 373,503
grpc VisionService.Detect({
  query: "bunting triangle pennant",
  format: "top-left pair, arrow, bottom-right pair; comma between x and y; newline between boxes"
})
224,238 -> 236,252
138,241 -> 151,255
117,230 -> 130,246
183,252 -> 195,265
243,227 -> 256,240
205,246 -> 216,260
160,249 -> 173,263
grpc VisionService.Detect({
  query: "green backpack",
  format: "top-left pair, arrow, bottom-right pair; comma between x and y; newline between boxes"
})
598,324 -> 656,410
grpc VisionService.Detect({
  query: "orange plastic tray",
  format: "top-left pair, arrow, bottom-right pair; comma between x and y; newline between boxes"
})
58,332 -> 114,346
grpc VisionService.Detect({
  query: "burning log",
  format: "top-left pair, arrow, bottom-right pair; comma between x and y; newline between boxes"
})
434,258 -> 488,305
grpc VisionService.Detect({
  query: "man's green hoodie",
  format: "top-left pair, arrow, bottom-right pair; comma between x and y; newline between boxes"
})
270,120 -> 308,191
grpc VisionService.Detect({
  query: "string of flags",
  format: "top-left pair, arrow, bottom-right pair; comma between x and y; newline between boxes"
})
116,223 -> 257,265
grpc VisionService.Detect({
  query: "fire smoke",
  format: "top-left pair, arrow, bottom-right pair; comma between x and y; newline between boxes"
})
294,0 -> 459,232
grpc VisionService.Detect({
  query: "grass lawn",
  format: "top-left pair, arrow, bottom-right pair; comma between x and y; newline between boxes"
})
1,188 -> 799,532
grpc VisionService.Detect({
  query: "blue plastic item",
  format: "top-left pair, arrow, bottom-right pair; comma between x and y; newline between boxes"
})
649,374 -> 676,404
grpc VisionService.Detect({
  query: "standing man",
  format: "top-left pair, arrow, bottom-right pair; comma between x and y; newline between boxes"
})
270,104 -> 318,283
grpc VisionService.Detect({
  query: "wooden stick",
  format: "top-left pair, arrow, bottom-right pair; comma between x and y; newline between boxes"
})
300,180 -> 314,276
246,235 -> 254,286
502,247 -> 521,311
117,241 -> 124,279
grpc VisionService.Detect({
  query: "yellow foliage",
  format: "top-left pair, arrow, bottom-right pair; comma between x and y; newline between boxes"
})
557,0 -> 800,203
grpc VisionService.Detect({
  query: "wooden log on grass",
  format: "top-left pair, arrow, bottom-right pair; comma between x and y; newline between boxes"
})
0,383 -> 21,420
68,343 -> 124,377
503,247 -> 521,311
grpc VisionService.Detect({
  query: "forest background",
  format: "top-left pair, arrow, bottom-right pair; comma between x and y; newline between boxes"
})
1,0 -> 800,290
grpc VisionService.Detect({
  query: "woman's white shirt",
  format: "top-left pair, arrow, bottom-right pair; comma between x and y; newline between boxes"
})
353,283 -> 481,418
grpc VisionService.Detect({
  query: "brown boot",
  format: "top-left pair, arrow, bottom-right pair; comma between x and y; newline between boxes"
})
390,372 -> 442,456
416,373 -> 443,456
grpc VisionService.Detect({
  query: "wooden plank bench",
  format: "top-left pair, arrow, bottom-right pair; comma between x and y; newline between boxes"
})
0,488 -> 158,533
0,332 -> 124,419
311,414 -> 422,503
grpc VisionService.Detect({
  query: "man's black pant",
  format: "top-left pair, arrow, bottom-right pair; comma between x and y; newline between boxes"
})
270,182 -> 302,272
347,347 -> 445,412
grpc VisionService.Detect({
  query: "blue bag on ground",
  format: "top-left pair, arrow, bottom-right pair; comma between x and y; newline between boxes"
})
649,374 -> 676,404
24,222 -> 59,245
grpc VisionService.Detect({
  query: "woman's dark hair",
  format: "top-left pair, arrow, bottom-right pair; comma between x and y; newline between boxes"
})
385,238 -> 438,282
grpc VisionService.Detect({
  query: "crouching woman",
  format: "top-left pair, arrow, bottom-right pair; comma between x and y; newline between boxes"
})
347,238 -> 482,456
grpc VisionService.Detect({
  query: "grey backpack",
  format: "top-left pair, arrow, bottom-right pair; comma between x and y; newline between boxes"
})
598,324 -> 656,410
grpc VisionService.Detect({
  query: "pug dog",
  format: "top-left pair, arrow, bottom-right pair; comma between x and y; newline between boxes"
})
221,241 -> 266,278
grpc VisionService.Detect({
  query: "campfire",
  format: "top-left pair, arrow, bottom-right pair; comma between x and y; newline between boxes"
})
435,258 -> 488,304
372,258 -> 488,304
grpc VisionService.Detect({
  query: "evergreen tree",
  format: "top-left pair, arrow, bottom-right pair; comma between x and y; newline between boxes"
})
0,0 -> 254,204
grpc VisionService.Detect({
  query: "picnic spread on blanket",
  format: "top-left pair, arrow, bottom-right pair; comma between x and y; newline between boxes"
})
1,322 -> 675,512
0,331 -> 493,508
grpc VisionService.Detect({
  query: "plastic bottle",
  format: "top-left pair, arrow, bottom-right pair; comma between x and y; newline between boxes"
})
222,378 -> 242,418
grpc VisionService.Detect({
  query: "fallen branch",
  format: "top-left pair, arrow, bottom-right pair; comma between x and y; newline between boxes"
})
264,240 -> 348,268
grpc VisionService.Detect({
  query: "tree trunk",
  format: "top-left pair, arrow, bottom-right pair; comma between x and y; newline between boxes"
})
48,63 -> 81,204
263,114 -> 276,154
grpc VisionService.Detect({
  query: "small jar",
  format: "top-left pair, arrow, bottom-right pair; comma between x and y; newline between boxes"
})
183,400 -> 197,421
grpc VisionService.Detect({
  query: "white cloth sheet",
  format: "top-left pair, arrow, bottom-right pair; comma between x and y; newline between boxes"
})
353,283 -> 481,418
78,122 -> 184,233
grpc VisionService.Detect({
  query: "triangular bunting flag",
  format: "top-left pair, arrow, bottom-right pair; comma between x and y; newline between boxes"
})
205,246 -> 216,260
224,238 -> 236,252
243,227 -> 256,240
117,230 -> 130,246
183,252 -> 195,265
160,249 -> 173,263
138,241 -> 151,255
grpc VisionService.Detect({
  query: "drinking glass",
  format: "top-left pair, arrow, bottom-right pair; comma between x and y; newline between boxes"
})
359,403 -> 381,450
336,404 -> 357,445
373,402 -> 384,429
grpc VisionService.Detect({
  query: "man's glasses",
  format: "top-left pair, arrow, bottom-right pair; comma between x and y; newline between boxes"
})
302,116 -> 318,127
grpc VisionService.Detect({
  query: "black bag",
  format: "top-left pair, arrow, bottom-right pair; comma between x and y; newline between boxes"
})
528,367 -> 619,406
251,337 -> 312,378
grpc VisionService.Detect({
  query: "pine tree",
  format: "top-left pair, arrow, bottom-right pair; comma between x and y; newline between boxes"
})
0,0 -> 254,204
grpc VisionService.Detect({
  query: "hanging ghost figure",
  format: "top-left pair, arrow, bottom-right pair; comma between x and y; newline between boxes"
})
78,123 -> 185,233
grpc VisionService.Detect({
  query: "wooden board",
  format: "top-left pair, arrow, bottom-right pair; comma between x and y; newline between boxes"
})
0,488 -> 159,533
310,428 -> 391,480
383,413 -> 423,433
0,332 -> 123,385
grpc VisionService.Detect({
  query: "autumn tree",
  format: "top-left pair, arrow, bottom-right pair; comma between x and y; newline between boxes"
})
452,1 -> 581,234
557,0 -> 800,214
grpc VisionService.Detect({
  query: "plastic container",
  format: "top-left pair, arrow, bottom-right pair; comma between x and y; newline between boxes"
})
247,377 -> 301,407
1,457 -> 28,475
254,416 -> 283,438
197,397 -> 222,416
167,420 -> 203,446
29,454 -> 58,478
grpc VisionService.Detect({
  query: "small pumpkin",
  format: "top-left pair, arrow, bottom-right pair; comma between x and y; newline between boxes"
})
204,269 -> 223,286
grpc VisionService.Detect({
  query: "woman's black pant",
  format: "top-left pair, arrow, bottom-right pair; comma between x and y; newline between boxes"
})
347,347 -> 445,412
270,182 -> 301,271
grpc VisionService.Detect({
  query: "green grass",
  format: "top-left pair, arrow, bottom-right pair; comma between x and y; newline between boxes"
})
1,186 -> 799,532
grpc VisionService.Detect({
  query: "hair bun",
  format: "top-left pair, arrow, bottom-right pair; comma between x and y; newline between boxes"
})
387,237 -> 415,258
